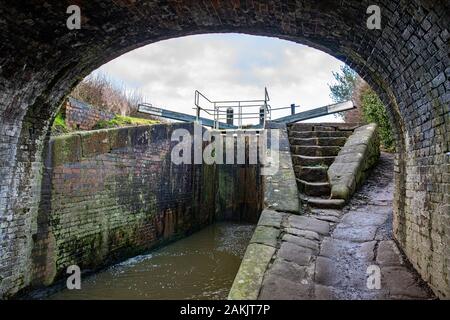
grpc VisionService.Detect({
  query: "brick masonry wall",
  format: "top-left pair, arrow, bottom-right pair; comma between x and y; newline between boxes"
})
64,97 -> 115,131
344,77 -> 366,124
344,108 -> 364,124
343,109 -> 363,124
0,0 -> 448,298
28,123 -> 262,290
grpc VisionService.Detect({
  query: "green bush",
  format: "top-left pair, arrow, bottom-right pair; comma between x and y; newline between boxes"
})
360,87 -> 395,152
328,65 -> 395,152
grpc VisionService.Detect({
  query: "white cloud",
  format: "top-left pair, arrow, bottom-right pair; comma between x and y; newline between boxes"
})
92,33 -> 346,123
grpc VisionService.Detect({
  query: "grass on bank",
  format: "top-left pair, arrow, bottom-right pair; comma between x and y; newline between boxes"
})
93,115 -> 160,129
51,112 -> 70,135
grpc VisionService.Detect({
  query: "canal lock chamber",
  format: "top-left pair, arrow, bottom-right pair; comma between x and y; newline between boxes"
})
24,122 -> 287,299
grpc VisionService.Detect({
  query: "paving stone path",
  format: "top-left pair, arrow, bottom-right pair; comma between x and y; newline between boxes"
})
258,152 -> 435,300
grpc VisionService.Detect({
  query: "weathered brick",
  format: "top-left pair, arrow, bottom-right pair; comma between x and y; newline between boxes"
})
0,0 -> 448,299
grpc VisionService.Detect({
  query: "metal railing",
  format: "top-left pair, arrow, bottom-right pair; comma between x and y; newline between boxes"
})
194,88 -> 272,129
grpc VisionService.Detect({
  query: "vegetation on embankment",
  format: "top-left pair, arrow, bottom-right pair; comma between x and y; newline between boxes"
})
71,73 -> 144,116
51,111 -> 70,135
50,72 -> 159,135
93,115 -> 159,129
358,84 -> 395,152
51,111 -> 159,135
328,65 -> 395,152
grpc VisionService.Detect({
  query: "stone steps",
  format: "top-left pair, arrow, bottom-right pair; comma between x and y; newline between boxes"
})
291,145 -> 341,157
294,165 -> 328,182
288,130 -> 352,139
299,194 -> 346,209
288,124 -> 357,209
291,155 -> 336,167
289,137 -> 347,147
288,123 -> 361,132
296,179 -> 331,197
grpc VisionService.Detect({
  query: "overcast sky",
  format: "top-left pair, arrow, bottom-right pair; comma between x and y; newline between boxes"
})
92,33 -> 345,123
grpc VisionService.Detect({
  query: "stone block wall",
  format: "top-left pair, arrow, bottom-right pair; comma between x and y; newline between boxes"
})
27,123 -> 263,291
289,122 -> 362,132
64,97 -> 115,131
401,147 -> 450,297
263,122 -> 300,214
229,123 -> 300,300
328,123 -> 380,201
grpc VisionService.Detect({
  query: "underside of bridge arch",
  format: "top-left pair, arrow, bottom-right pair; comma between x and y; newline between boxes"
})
0,0 -> 448,298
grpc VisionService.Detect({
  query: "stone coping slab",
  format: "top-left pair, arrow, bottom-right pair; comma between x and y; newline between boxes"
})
227,243 -> 276,300
228,209 -> 282,300
327,123 -> 380,201
263,122 -> 300,213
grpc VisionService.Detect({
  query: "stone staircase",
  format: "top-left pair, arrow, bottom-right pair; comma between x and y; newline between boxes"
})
287,123 -> 357,209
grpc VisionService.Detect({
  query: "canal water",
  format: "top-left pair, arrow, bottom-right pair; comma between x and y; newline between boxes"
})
50,222 -> 255,300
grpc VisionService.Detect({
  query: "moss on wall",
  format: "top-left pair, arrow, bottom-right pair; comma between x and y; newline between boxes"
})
31,123 -> 263,290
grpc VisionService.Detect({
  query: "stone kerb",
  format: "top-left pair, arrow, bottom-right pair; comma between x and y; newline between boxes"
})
228,209 -> 282,300
327,123 -> 380,201
263,122 -> 300,213
228,122 -> 300,300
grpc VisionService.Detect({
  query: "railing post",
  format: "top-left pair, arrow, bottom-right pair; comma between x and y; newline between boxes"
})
214,103 -> 218,129
238,101 -> 242,129
193,88 -> 272,130
195,90 -> 201,123
259,106 -> 265,126
226,107 -> 234,125
291,103 -> 296,115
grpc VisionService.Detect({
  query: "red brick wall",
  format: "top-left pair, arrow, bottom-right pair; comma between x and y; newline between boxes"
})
344,77 -> 366,124
344,108 -> 364,124
30,123 -> 263,288
64,97 -> 115,130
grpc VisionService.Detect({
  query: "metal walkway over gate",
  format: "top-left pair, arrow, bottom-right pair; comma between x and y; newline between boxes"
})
194,88 -> 273,129
138,88 -> 355,129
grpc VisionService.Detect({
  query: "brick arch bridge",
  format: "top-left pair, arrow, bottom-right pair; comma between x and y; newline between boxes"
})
0,1 -> 448,298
